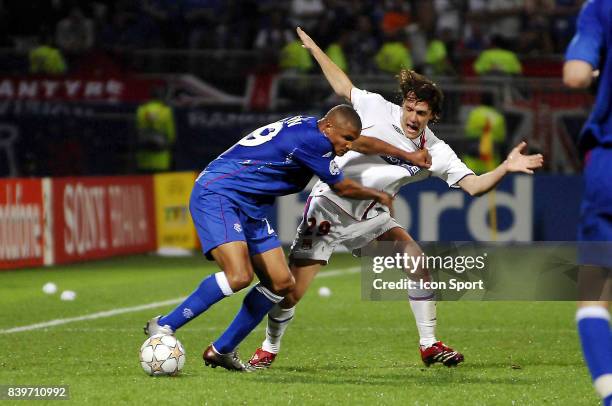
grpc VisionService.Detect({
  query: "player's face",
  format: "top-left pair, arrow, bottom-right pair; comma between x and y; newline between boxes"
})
324,124 -> 360,156
400,97 -> 433,139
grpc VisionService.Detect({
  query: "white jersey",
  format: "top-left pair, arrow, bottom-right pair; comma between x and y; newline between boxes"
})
312,87 -> 474,220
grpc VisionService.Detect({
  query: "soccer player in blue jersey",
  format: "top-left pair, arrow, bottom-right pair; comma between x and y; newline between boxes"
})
564,1 -> 612,404
144,104 -> 432,370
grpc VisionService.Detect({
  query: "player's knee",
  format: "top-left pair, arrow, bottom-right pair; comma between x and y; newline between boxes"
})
225,269 -> 254,291
282,291 -> 300,308
271,274 -> 295,297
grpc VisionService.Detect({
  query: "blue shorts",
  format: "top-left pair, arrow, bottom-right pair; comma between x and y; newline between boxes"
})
578,147 -> 612,267
190,186 -> 281,260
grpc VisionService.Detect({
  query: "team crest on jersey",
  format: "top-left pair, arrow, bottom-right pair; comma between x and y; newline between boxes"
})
380,155 -> 421,176
233,223 -> 242,233
329,161 -> 340,175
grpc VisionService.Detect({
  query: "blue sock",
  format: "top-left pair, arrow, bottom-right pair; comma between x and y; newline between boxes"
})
577,306 -> 612,402
159,272 -> 233,331
213,284 -> 282,354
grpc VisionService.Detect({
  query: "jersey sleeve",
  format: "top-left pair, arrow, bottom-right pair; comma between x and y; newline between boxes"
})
565,0 -> 603,67
292,133 -> 344,186
429,141 -> 475,188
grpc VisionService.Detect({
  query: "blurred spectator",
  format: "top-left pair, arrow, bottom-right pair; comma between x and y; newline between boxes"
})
433,0 -> 464,41
312,0 -> 354,48
55,6 -> 95,54
347,15 -> 380,74
520,0 -> 555,54
217,0 -> 258,49
465,0 -> 524,48
135,87 -> 176,173
290,0 -> 325,32
184,0 -> 225,49
473,35 -> 522,75
375,32 -> 413,74
380,0 -> 411,36
462,94 -> 507,174
99,2 -> 161,50
549,0 -> 583,53
254,11 -> 294,51
463,21 -> 487,52
142,0 -> 185,48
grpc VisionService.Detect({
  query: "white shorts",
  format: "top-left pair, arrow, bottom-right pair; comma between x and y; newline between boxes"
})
290,196 -> 402,263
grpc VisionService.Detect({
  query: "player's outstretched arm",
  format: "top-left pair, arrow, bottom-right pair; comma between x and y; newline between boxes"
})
350,136 -> 432,168
330,178 -> 394,210
296,27 -> 353,101
458,142 -> 544,196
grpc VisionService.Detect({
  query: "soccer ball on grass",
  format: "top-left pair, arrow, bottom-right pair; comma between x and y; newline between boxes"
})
140,334 -> 185,376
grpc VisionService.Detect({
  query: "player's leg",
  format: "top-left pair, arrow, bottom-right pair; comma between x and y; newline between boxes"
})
251,196 -> 338,368
145,188 -> 254,336
577,297 -> 612,405
205,213 -> 295,370
576,147 -> 612,403
376,226 -> 464,367
249,258 -> 325,368
211,246 -> 294,356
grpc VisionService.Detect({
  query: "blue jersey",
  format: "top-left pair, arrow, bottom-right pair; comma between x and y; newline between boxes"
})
196,116 -> 344,218
565,0 -> 612,149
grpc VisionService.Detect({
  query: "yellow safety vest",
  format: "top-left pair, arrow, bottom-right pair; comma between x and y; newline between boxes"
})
463,105 -> 506,174
473,48 -> 522,75
29,46 -> 67,75
136,100 -> 176,172
375,42 -> 413,74
280,40 -> 313,72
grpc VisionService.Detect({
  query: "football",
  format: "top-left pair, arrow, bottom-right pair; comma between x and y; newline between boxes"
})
139,334 -> 186,376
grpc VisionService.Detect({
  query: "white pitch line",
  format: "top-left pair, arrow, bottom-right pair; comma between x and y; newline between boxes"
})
0,266 -> 360,334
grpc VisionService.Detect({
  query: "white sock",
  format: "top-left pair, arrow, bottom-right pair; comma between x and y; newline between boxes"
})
261,305 -> 295,354
408,288 -> 437,347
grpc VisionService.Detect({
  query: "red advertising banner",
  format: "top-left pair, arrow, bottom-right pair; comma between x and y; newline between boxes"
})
0,179 -> 46,269
51,176 -> 156,264
0,76 -> 163,103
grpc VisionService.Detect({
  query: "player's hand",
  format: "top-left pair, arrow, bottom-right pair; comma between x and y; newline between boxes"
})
296,27 -> 316,51
505,141 -> 544,174
405,149 -> 432,169
375,191 -> 394,211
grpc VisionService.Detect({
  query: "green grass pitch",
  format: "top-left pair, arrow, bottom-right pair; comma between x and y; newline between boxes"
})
0,254 -> 597,405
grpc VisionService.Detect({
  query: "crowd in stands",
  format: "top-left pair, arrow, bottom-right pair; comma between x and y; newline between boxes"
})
0,0 -> 584,76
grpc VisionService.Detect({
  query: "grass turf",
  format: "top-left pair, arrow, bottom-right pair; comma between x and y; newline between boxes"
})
0,254 -> 596,405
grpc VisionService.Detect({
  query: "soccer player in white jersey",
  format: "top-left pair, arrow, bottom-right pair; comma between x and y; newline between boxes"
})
247,27 -> 544,369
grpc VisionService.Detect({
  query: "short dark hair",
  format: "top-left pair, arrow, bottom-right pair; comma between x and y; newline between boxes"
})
326,104 -> 362,132
397,69 -> 444,123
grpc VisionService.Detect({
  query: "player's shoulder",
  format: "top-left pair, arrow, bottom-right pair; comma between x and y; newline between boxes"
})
425,128 -> 459,156
351,87 -> 394,108
424,126 -> 442,147
352,87 -> 399,119
286,116 -> 331,153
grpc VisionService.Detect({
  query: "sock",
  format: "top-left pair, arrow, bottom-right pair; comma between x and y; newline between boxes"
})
159,272 -> 233,331
576,306 -> 612,401
213,284 -> 283,354
408,287 -> 437,347
261,305 -> 295,354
